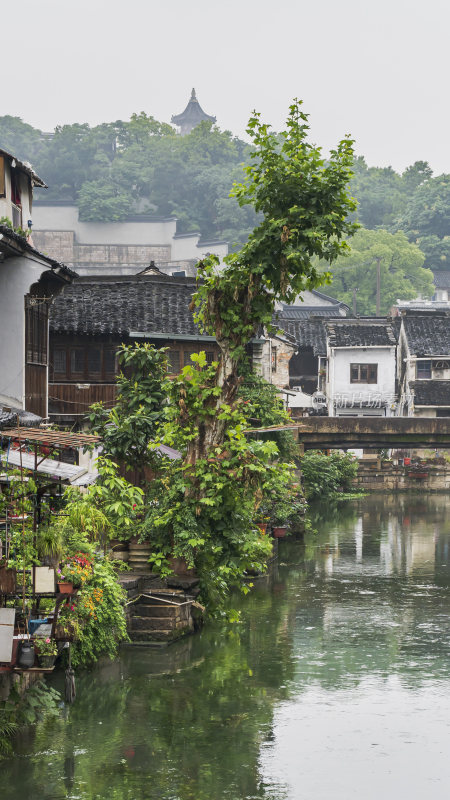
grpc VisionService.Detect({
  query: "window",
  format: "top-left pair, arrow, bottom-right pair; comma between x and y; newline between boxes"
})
272,347 -> 278,372
88,347 -> 101,375
167,350 -> 180,374
205,351 -> 215,365
184,350 -> 196,367
25,299 -> 48,365
350,363 -> 378,384
104,348 -> 117,376
70,348 -> 85,375
416,360 -> 431,379
53,349 -> 67,375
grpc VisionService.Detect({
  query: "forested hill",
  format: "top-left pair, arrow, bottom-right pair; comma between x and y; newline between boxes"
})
0,113 -> 448,313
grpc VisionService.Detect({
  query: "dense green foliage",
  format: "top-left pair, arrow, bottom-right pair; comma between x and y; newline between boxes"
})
0,681 -> 61,757
69,558 -> 129,668
322,228 -> 434,314
301,450 -> 359,500
1,112 -> 448,266
148,101 -> 357,606
88,344 -> 168,471
86,343 -> 304,611
0,113 -> 257,247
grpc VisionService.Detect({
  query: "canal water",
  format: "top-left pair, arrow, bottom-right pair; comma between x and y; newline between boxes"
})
4,493 -> 450,800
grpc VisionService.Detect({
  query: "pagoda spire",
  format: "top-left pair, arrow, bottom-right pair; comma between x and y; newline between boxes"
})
171,89 -> 216,136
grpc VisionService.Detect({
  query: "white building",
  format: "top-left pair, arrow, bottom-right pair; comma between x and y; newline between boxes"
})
31,202 -> 228,277
325,319 -> 397,417
0,150 -> 75,417
397,311 -> 450,417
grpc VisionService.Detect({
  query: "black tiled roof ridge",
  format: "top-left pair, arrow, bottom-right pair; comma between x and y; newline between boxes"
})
410,380 -> 450,406
403,315 -> 450,356
326,319 -> 397,347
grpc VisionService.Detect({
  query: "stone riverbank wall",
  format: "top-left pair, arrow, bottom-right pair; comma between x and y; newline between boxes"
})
354,463 -> 450,491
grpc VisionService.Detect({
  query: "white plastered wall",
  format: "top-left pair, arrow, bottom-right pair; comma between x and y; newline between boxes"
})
0,255 -> 49,408
327,347 -> 396,416
32,205 -> 177,245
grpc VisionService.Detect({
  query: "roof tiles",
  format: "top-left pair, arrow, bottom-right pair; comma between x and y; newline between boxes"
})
402,314 -> 450,356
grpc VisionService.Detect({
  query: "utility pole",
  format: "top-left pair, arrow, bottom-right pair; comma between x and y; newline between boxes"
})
375,257 -> 381,315
352,287 -> 358,316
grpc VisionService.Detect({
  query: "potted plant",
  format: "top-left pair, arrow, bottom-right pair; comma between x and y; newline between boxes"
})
56,568 -> 73,594
272,523 -> 288,538
33,637 -> 58,668
55,602 -> 81,641
37,525 -> 65,569
256,516 -> 270,535
271,500 -> 293,538
58,552 -> 93,592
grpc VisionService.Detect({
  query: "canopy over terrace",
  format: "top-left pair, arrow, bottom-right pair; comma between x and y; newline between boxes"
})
0,428 -> 99,449
0,428 -> 100,490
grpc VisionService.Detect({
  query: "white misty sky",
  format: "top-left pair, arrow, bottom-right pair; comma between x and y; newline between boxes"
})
7,0 -> 449,174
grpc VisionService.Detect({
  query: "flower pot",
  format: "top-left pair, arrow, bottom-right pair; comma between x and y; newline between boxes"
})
17,641 -> 35,669
272,526 -> 287,538
258,523 -> 268,535
37,655 -> 56,668
54,623 -> 78,642
57,581 -> 74,594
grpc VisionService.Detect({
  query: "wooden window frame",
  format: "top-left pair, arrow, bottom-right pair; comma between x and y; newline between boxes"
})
416,360 -> 432,379
25,299 -> 48,366
50,342 -> 120,382
350,363 -> 378,384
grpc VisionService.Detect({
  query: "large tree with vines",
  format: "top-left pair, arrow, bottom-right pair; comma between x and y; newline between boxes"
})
145,102 -> 357,609
190,101 -> 357,458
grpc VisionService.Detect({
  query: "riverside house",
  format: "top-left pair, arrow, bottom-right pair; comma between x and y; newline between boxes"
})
397,310 -> 450,417
0,148 -> 76,418
324,319 -> 398,417
47,271 -> 297,425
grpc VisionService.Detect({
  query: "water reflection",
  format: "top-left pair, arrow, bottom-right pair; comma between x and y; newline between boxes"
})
4,493 -> 450,800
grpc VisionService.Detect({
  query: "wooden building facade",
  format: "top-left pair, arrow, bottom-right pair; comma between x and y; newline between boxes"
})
48,274 -> 220,424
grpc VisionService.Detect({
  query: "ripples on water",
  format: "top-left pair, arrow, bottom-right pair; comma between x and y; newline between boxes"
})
4,493 -> 450,800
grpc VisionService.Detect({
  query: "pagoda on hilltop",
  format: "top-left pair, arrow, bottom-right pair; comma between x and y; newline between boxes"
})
171,88 -> 216,136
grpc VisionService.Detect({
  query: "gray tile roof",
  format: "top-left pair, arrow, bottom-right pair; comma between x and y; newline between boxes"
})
402,314 -> 450,356
0,407 -> 42,430
326,320 -> 397,348
49,275 -> 201,337
279,306 -> 343,319
273,316 -> 327,356
410,380 -> 450,406
433,271 -> 450,289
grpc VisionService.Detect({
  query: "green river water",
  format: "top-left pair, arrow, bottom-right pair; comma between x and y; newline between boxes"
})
4,492 -> 450,800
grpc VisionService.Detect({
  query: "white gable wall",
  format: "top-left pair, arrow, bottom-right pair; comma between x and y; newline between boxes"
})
0,256 -> 48,408
327,346 -> 396,416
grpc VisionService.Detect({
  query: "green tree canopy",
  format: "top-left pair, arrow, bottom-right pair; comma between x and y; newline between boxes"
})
2,112 -> 449,271
324,228 -> 434,314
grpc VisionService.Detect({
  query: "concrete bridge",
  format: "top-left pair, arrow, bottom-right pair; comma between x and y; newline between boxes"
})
248,418 -> 450,450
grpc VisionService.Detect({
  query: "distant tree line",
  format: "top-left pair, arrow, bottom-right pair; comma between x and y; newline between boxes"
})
0,112 -> 448,313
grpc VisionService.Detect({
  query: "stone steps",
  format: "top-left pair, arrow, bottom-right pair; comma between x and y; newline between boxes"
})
131,615 -> 178,631
133,604 -> 187,619
121,576 -> 198,644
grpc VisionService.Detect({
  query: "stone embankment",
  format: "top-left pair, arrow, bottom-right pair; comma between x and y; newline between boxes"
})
119,574 -> 201,645
354,461 -> 450,491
